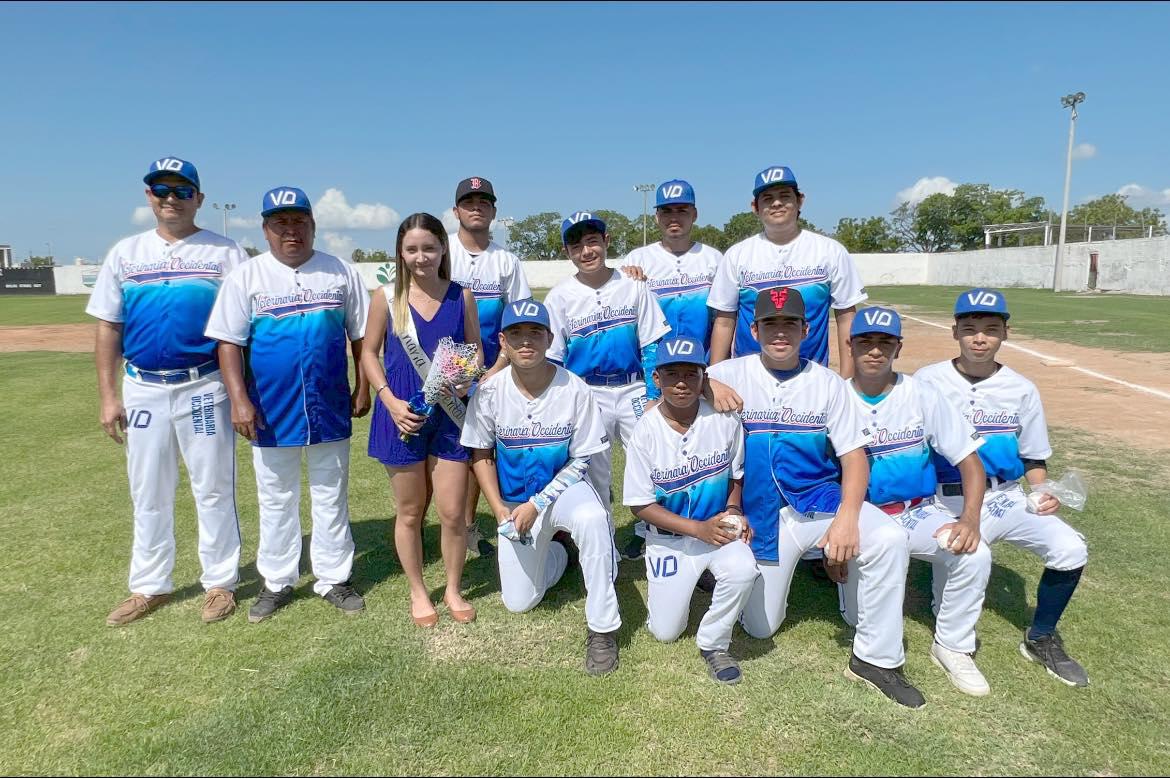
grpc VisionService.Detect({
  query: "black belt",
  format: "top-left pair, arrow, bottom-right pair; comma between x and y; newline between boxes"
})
940,478 -> 995,497
648,527 -> 682,538
583,371 -> 642,387
126,359 -> 218,385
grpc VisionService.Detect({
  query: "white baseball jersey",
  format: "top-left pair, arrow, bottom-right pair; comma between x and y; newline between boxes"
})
448,236 -> 531,367
915,360 -> 1052,485
706,356 -> 871,563
87,228 -> 247,370
461,365 -> 610,503
620,242 -> 721,349
707,231 -> 867,362
205,250 -> 368,448
849,374 -> 984,506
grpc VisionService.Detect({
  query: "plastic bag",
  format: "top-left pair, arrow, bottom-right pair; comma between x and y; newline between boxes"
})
1026,469 -> 1087,512
497,519 -> 533,546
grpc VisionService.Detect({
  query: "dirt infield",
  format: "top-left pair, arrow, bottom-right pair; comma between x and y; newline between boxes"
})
4,317 -> 1168,452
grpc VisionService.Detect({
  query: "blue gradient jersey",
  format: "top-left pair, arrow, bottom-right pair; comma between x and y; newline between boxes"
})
86,229 -> 247,371
706,356 -> 871,563
461,365 -> 610,503
707,231 -> 867,363
545,269 -> 670,384
204,251 -> 368,448
848,374 -> 984,506
916,360 -> 1053,484
622,399 -> 744,523
448,237 -> 531,367
620,242 -> 721,350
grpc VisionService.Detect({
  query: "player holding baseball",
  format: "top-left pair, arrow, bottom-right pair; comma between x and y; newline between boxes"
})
90,156 -> 247,626
707,287 -> 925,708
623,336 -> 759,685
840,306 -> 994,696
917,289 -> 1090,687
205,187 -> 370,623
447,176 -> 532,560
461,299 -> 622,675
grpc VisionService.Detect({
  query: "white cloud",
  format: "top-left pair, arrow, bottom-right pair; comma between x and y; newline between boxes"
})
1071,142 -> 1097,160
895,176 -> 957,206
237,235 -> 256,249
228,215 -> 261,229
131,206 -> 154,225
321,231 -> 356,260
314,188 -> 399,230
441,210 -> 460,233
1117,183 -> 1170,207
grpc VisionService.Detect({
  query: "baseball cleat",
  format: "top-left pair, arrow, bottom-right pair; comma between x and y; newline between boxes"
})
201,588 -> 236,624
585,629 -> 619,676
553,530 -> 580,570
930,641 -> 990,696
845,653 -> 926,709
248,585 -> 294,623
106,593 -> 171,626
323,581 -> 365,616
620,534 -> 645,561
467,525 -> 496,560
700,649 -> 743,685
1020,630 -> 1089,687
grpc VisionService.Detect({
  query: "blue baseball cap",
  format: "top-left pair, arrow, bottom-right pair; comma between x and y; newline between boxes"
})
954,288 -> 1010,320
143,156 -> 200,189
561,211 -> 607,244
850,306 -> 903,339
655,336 -> 707,370
500,299 -> 551,332
752,165 -> 799,198
261,186 -> 313,218
655,179 -> 696,208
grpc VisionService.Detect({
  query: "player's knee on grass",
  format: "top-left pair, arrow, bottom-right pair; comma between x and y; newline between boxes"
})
501,581 -> 543,614
1043,524 -> 1088,571
647,612 -> 687,643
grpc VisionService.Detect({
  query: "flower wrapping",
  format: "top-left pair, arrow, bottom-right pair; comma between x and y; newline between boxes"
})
398,337 -> 484,441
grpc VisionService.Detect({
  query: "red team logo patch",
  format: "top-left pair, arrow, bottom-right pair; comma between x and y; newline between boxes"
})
470,177 -> 482,190
770,288 -> 789,309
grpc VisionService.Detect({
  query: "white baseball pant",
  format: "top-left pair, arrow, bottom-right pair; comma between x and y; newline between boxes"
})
122,371 -> 240,595
838,502 -> 992,654
585,382 -> 644,511
741,502 -> 910,669
497,480 -> 621,633
645,529 -> 759,651
252,439 -> 355,596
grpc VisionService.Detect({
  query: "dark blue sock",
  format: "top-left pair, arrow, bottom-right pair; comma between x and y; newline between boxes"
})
1028,566 -> 1084,640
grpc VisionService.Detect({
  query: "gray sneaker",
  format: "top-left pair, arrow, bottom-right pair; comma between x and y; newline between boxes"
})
323,581 -> 365,615
845,653 -> 926,709
700,649 -> 743,685
1020,630 -> 1089,687
248,586 -> 294,623
585,629 -> 619,676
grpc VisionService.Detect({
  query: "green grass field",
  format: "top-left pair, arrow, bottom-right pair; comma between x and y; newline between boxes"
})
0,295 -> 94,326
2,350 -> 1169,775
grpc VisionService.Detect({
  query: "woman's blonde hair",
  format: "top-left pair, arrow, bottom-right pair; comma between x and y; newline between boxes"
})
390,212 -> 451,335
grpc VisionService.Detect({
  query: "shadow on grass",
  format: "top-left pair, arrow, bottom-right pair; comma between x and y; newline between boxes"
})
902,558 -> 1032,636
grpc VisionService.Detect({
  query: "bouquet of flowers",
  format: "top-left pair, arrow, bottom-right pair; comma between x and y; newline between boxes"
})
399,337 -> 485,441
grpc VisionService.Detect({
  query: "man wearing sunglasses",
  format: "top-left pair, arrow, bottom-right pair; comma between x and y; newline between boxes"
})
88,157 -> 250,627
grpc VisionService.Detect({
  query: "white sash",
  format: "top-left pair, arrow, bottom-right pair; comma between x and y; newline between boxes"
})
386,286 -> 467,427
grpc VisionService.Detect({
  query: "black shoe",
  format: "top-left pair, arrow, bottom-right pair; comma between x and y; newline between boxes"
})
1020,630 -> 1089,687
477,537 -> 497,559
844,653 -> 926,709
248,585 -> 294,623
696,569 -> 717,593
323,581 -> 365,615
621,534 -> 645,561
553,530 -> 579,570
700,649 -> 742,685
585,629 -> 619,676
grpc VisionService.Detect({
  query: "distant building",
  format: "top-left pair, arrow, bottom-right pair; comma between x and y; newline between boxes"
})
0,245 -> 12,268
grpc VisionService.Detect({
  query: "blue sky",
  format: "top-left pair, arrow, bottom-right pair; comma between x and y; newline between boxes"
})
2,1 -> 1168,263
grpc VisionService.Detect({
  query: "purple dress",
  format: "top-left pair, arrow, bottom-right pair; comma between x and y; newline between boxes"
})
368,281 -> 471,466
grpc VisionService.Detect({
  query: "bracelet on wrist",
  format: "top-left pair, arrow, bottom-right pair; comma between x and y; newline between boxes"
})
724,504 -> 744,515
375,383 -> 389,396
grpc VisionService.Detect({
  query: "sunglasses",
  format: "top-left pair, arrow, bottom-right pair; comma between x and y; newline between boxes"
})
149,183 -> 197,200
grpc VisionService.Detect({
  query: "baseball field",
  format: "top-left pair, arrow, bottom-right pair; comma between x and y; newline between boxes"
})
2,289 -> 1169,775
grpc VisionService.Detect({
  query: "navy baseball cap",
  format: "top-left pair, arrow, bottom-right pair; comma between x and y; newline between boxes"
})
143,156 -> 200,189
850,306 -> 903,339
655,336 -> 706,370
655,179 -> 696,208
456,176 -> 496,203
561,211 -> 607,244
500,299 -> 551,332
754,286 -> 805,321
954,288 -> 1010,320
752,165 -> 799,198
261,186 -> 313,218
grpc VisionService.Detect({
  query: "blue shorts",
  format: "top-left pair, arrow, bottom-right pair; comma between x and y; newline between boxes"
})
368,401 -> 469,467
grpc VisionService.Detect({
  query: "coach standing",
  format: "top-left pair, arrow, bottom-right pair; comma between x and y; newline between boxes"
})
90,157 -> 247,626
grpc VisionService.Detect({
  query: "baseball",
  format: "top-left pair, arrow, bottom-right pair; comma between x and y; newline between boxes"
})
1026,491 -> 1047,513
936,528 -> 954,550
720,515 -> 744,538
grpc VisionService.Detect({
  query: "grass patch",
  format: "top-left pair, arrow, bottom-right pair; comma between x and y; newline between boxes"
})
1,351 -> 1168,774
0,295 -> 93,326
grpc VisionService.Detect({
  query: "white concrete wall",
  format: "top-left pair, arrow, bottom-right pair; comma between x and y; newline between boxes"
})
1088,236 -> 1170,295
851,252 -> 929,286
53,265 -> 101,295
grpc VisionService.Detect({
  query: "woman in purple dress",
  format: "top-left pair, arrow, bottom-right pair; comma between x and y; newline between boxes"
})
362,213 -> 483,627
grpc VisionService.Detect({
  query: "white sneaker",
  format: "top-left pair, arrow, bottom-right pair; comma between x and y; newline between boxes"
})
930,641 -> 990,697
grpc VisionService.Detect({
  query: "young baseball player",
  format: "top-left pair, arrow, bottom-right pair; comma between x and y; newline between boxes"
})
839,306 -> 994,696
447,176 -> 532,560
706,287 -> 925,708
917,289 -> 1090,687
461,299 -> 622,675
362,213 -> 482,628
205,186 -> 370,623
622,336 -> 759,685
89,156 -> 247,626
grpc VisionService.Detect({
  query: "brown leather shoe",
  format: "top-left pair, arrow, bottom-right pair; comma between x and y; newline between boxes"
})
201,588 -> 236,623
106,593 -> 171,626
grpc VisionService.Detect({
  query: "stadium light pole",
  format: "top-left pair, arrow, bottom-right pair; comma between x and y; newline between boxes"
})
497,216 -> 515,247
213,202 -> 237,238
1053,91 -> 1085,291
634,183 -> 655,246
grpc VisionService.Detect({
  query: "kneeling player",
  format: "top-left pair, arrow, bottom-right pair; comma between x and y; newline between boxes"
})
917,289 -> 1090,687
461,300 -> 623,676
839,307 -> 993,696
622,336 -> 759,685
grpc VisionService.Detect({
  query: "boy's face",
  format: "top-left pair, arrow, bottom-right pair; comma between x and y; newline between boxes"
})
953,314 -> 1008,364
565,229 -> 609,274
655,204 -> 696,240
499,323 -> 552,369
751,185 -> 803,233
752,315 -> 807,366
653,363 -> 704,411
849,333 -> 902,380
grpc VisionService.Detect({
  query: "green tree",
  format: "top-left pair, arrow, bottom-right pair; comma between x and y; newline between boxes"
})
722,212 -> 760,246
507,212 -> 563,261
834,217 -> 902,253
28,255 -> 54,268
889,183 -> 1048,252
351,248 -> 367,263
243,246 -> 261,258
691,224 -> 728,251
1068,194 -> 1167,234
